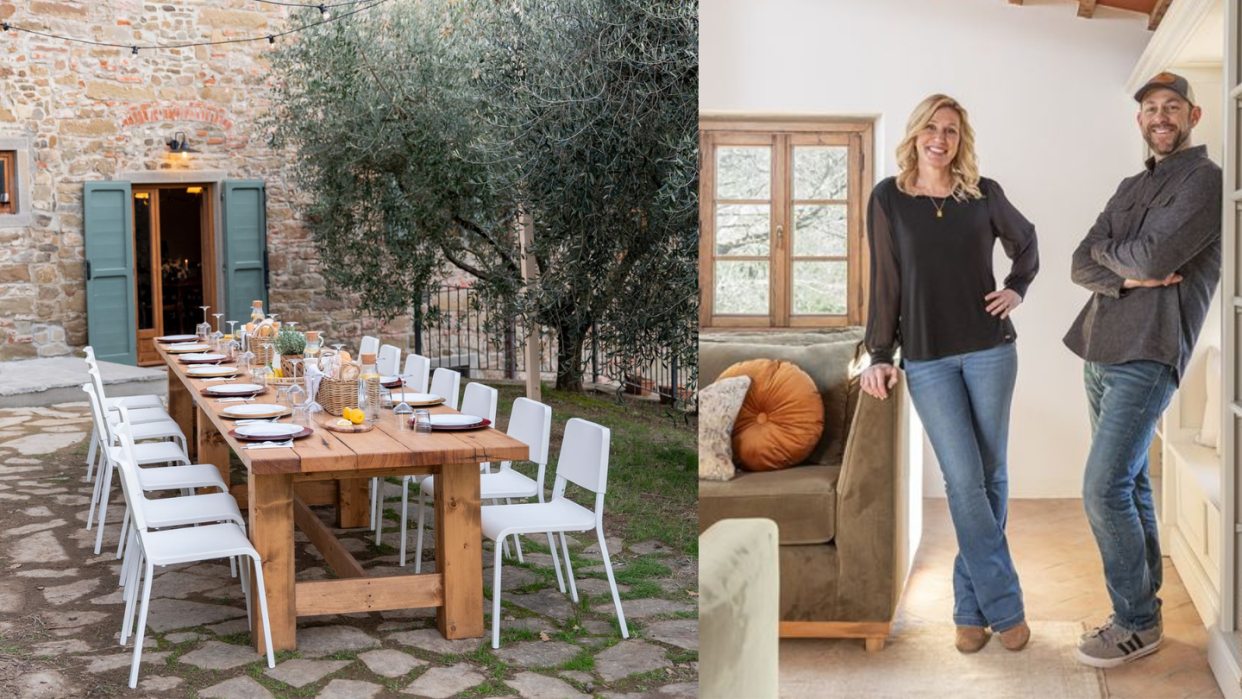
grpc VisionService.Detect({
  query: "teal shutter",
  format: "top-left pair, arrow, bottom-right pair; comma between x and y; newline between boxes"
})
84,182 -> 137,366
222,181 -> 269,322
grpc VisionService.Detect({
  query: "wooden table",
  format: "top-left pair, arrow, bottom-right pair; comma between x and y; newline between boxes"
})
158,344 -> 528,653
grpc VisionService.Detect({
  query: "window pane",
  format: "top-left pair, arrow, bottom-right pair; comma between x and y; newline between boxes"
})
715,261 -> 769,315
716,204 -> 770,256
717,146 -> 771,199
793,261 -> 848,315
794,146 -> 848,200
793,205 -> 847,257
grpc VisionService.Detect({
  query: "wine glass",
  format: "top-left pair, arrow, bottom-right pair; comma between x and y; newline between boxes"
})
197,306 -> 212,342
287,358 -> 306,407
227,320 -> 238,342
285,321 -> 298,332
211,313 -> 224,350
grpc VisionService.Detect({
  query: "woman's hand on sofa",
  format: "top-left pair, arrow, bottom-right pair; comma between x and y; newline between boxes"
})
861,364 -> 900,400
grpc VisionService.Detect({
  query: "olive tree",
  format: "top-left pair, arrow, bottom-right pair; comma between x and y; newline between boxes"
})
264,0 -> 698,392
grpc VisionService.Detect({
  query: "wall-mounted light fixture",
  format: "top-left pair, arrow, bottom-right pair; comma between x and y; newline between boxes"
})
166,132 -> 200,159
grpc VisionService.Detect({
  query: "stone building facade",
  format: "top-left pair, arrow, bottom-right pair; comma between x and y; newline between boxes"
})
0,1 -> 469,363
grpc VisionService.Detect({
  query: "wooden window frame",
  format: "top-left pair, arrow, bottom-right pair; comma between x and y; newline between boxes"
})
0,151 -> 14,216
699,118 -> 874,330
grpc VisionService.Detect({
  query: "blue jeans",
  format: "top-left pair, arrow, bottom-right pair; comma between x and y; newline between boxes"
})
905,342 -> 1024,631
1082,360 -> 1176,632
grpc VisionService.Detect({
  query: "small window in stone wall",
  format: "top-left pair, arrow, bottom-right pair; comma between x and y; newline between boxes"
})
0,151 -> 13,216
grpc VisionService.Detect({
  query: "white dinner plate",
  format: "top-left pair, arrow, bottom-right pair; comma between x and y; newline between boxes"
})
235,423 -> 304,438
180,353 -> 228,361
205,383 -> 265,395
186,366 -> 240,377
380,375 -> 400,384
391,392 -> 443,404
157,334 -> 199,343
167,343 -> 212,353
428,414 -> 484,427
222,404 -> 289,418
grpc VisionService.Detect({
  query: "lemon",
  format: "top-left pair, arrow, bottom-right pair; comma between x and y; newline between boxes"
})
336,418 -> 352,427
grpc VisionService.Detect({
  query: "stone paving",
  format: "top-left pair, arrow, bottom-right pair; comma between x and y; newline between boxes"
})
0,402 -> 698,698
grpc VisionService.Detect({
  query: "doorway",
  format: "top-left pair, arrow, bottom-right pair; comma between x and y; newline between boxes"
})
132,184 -> 216,365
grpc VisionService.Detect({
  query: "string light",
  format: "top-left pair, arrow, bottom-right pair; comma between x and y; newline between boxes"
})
0,0 -> 391,53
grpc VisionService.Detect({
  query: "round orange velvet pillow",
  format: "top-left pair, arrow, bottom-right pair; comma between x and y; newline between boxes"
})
719,359 -> 824,471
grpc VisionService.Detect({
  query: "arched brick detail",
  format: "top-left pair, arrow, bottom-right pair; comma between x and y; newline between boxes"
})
121,103 -> 234,130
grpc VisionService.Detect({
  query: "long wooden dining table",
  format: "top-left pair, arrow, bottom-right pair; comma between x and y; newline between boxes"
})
157,343 -> 528,653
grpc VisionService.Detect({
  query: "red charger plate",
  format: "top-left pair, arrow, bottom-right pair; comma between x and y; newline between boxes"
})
413,418 -> 493,431
180,357 -> 233,365
227,426 -> 313,442
198,386 -> 269,398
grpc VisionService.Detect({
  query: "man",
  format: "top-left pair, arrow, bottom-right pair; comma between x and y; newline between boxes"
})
1064,71 -> 1221,668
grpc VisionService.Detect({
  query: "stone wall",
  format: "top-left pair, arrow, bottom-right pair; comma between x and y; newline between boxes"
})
0,0 -> 468,362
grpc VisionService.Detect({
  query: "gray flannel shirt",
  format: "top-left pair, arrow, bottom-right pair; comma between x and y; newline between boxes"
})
1063,145 -> 1221,383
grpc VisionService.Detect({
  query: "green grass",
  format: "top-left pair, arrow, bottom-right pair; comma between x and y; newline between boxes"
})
559,648 -> 596,672
611,556 -> 672,585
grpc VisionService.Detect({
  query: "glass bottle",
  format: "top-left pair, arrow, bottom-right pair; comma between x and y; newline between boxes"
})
358,352 -> 380,423
304,330 -> 321,371
250,300 -> 265,327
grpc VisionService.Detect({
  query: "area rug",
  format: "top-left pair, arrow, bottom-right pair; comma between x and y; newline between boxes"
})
779,621 -> 1105,699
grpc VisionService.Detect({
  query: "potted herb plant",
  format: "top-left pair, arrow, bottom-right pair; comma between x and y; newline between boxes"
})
273,327 -> 307,378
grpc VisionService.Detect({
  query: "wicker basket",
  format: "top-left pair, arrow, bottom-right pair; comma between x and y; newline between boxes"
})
318,376 -> 381,417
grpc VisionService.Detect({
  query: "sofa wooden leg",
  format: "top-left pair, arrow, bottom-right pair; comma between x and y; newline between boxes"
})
864,637 -> 885,652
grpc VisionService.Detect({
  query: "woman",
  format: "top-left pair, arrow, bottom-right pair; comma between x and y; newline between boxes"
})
862,94 -> 1039,653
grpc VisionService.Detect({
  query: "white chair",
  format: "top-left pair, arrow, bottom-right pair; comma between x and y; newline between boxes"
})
378,344 -> 401,377
481,418 -> 629,648
401,353 -> 431,393
111,407 -> 248,594
88,368 -> 186,451
83,347 -> 167,482
84,384 -> 227,556
430,367 -> 461,410
83,347 -> 165,411
111,421 -> 274,688
380,382 -> 499,550
402,396 -> 560,582
359,335 -> 380,358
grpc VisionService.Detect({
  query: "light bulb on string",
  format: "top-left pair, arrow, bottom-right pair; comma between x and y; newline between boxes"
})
319,4 -> 331,20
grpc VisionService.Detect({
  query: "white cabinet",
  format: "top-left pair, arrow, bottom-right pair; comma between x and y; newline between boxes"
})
1161,347 -> 1222,626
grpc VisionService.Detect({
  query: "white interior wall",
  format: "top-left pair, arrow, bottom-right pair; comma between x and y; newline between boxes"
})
702,0 -> 1157,497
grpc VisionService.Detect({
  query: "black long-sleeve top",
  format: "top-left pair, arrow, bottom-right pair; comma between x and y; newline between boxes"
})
865,176 -> 1039,366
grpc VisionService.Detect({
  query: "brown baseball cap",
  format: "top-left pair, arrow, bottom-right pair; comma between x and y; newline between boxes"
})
1134,71 -> 1196,105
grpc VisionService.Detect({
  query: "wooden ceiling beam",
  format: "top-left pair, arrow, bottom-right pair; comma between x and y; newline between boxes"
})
1148,0 -> 1173,31
1008,0 -> 1024,5
1078,0 -> 1098,19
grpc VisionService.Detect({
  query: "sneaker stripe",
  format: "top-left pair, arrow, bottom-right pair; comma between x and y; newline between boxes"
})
1132,634 -> 1145,650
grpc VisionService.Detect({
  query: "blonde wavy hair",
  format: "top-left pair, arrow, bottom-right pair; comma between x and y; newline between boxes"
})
895,94 -> 983,201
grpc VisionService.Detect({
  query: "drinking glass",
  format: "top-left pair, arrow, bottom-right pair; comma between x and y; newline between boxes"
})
414,409 -> 432,434
292,403 -> 314,431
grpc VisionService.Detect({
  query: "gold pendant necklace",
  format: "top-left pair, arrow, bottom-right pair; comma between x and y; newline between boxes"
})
931,196 -> 948,218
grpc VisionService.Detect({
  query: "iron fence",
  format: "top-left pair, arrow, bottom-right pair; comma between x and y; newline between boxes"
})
412,285 -> 696,408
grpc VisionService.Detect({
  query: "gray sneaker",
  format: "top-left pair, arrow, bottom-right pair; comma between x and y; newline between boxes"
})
1075,617 -> 1162,668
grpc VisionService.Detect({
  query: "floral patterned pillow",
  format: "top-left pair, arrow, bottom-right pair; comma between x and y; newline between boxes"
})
698,376 -> 752,481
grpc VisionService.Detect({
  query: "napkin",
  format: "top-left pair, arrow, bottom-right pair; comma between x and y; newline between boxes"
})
243,440 -> 293,450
